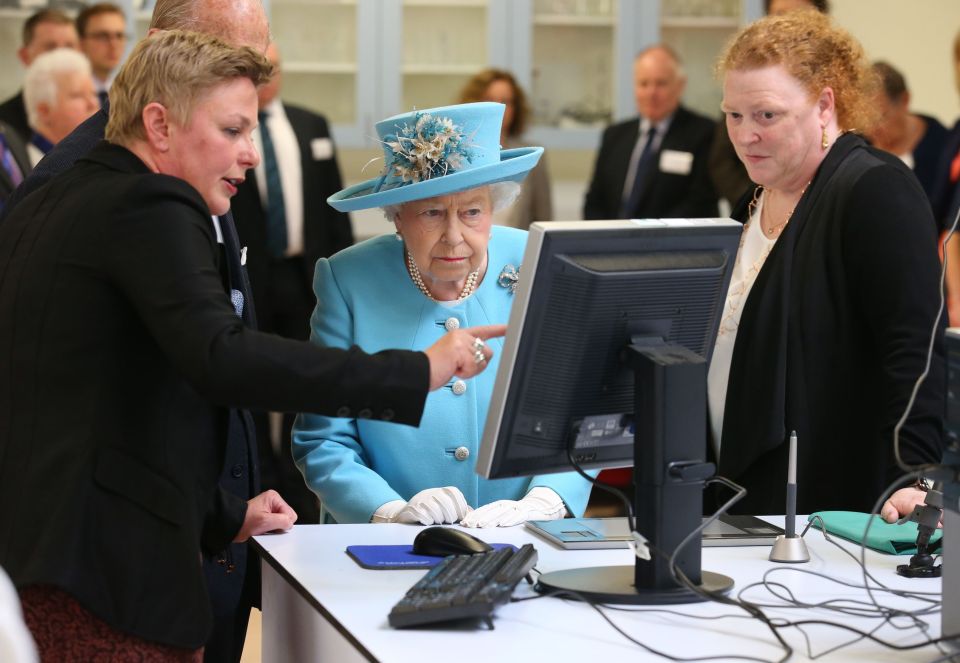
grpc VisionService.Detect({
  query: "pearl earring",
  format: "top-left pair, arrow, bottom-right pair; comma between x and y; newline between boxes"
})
395,232 -> 403,242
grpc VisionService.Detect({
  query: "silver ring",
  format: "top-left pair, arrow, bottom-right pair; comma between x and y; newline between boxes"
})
472,337 -> 485,352
473,349 -> 486,364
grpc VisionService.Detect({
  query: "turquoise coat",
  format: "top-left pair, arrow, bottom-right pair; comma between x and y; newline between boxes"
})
292,226 -> 593,523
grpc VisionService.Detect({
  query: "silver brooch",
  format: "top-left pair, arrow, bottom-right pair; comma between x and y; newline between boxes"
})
498,264 -> 519,294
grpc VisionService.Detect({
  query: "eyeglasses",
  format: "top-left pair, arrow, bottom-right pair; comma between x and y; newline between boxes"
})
85,31 -> 128,43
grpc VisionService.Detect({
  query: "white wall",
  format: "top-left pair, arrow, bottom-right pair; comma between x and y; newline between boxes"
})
831,0 -> 960,126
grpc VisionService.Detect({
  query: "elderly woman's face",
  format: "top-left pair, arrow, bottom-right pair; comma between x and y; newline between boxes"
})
722,65 -> 828,191
395,188 -> 493,292
163,77 -> 260,216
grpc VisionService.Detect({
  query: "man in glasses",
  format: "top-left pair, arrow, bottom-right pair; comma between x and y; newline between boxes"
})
76,2 -> 128,108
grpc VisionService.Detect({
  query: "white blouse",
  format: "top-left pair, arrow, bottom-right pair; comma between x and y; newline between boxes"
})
707,194 -> 780,457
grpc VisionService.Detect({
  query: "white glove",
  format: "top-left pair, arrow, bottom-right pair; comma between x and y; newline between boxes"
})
375,487 -> 473,525
460,487 -> 567,528
371,499 -> 406,523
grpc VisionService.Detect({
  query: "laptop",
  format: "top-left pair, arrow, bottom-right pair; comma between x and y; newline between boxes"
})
525,515 -> 784,549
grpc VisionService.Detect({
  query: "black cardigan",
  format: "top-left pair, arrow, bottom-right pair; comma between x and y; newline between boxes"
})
716,133 -> 945,515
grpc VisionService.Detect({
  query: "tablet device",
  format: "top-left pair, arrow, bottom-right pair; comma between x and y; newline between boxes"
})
525,515 -> 783,549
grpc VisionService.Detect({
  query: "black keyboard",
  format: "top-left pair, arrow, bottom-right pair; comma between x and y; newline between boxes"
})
388,544 -> 538,629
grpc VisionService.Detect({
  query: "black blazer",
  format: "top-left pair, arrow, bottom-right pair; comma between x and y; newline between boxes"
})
717,134 -> 944,515
583,106 -> 718,220
3,106 -> 109,218
0,104 -> 265,631
930,118 -> 960,232
0,142 -> 429,648
0,91 -> 29,144
231,104 -> 354,318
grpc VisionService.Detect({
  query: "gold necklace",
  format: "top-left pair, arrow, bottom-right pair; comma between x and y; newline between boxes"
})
750,183 -> 809,237
406,251 -> 479,302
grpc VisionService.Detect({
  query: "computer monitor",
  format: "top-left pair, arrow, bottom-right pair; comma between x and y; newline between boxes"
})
476,219 -> 741,604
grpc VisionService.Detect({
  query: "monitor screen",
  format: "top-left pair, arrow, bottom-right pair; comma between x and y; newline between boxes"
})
477,219 -> 741,480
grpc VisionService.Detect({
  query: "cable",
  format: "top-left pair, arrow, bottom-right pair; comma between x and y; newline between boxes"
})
564,446 -> 636,534
892,203 -> 959,474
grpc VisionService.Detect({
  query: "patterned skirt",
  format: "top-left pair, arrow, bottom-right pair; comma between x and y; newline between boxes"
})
19,585 -> 203,662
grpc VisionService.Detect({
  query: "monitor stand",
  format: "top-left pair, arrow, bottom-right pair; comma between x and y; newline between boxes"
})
536,344 -> 734,604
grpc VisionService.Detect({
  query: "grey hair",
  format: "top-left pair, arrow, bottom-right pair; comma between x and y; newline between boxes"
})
382,181 -> 521,223
23,48 -> 92,130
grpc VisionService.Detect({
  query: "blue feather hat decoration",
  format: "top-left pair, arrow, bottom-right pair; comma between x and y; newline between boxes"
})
327,102 -> 543,212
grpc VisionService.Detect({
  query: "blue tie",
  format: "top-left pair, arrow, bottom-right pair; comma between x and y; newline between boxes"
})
0,133 -> 23,188
621,125 -> 658,218
258,110 -> 288,258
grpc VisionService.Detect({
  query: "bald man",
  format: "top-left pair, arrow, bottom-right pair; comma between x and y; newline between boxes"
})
231,44 -> 354,525
3,3 -> 273,662
584,44 -> 718,220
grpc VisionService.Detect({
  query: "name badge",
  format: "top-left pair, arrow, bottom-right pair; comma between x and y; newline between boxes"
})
311,138 -> 333,160
659,149 -> 693,175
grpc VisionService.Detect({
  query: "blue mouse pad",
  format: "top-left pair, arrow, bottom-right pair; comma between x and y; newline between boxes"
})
346,543 -> 517,570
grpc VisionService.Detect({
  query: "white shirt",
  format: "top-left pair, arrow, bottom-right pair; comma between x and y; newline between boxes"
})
253,98 -> 304,257
707,194 -> 778,457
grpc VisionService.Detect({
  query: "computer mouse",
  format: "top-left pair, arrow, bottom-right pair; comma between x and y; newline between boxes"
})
412,526 -> 493,557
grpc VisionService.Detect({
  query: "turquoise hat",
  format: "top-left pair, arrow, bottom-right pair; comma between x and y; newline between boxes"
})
327,102 -> 543,212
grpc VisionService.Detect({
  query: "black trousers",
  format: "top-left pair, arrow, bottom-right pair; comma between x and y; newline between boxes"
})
253,256 -> 321,524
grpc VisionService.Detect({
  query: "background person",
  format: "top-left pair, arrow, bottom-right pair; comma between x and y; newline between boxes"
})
293,102 -> 593,527
865,60 -> 947,202
710,11 -> 943,520
22,48 -> 98,165
76,2 -> 128,108
930,28 -> 960,328
230,42 -> 354,524
0,30 -> 502,661
583,44 -> 717,221
0,8 -> 78,143
0,121 -> 29,215
457,68 -> 552,229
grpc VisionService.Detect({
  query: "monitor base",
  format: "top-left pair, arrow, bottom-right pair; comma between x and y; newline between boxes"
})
535,565 -> 733,605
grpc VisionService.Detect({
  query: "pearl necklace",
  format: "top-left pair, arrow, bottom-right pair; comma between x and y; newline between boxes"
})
406,251 -> 479,302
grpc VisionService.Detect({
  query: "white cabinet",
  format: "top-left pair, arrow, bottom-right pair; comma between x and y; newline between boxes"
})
268,0 -> 760,149
0,0 -> 761,150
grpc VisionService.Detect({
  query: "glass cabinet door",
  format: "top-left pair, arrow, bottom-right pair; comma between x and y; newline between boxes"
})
530,0 -> 616,132
660,0 -> 742,119
400,0 -> 489,113
271,0 -> 358,127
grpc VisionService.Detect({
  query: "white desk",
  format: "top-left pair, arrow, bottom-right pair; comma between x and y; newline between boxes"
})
253,520 -> 945,662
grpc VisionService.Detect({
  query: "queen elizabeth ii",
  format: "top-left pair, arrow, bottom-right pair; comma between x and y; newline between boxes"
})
292,103 -> 593,526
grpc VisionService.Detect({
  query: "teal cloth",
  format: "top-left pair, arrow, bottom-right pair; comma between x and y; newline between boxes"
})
808,511 -> 942,555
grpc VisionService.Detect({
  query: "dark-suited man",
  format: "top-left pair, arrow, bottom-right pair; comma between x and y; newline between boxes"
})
0,8 -> 79,143
583,44 -> 718,220
231,43 -> 353,523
